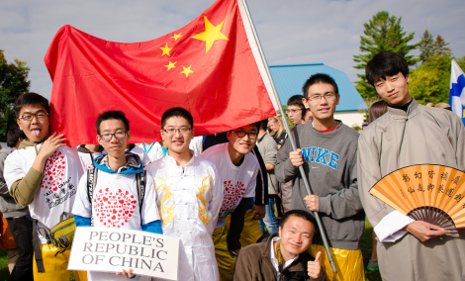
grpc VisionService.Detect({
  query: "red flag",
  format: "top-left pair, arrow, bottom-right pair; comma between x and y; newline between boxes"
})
44,0 -> 277,146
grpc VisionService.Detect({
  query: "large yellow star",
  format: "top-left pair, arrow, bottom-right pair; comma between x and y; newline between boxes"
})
164,61 -> 177,71
180,65 -> 194,77
192,16 -> 229,53
160,43 -> 172,57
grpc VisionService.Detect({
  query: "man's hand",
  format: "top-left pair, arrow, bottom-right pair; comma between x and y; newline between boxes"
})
307,251 -> 322,279
406,221 -> 448,242
304,194 -> 319,212
32,133 -> 66,172
38,133 -> 65,159
117,268 -> 135,279
252,204 -> 265,220
289,149 -> 304,167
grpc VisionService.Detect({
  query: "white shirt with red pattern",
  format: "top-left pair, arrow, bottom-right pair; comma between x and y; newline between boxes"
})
200,143 -> 258,227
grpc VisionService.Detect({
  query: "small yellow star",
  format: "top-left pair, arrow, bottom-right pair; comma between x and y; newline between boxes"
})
192,16 -> 229,53
171,33 -> 183,41
160,43 -> 172,57
164,61 -> 177,71
180,65 -> 194,77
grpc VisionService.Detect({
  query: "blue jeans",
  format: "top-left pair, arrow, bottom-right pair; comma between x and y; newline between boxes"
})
260,197 -> 279,234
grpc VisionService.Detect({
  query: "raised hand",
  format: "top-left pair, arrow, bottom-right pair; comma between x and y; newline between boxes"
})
307,251 -> 322,279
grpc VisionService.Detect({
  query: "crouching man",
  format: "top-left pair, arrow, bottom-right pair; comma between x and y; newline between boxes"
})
234,210 -> 325,281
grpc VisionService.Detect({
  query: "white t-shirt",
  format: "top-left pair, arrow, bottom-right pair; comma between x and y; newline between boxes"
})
72,168 -> 160,281
200,143 -> 258,226
4,145 -> 83,243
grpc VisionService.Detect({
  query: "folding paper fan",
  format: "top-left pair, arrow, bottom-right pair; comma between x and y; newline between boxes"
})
370,164 -> 465,233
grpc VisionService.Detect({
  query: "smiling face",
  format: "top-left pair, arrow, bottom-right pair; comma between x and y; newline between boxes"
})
303,82 -> 339,124
226,124 -> 258,160
374,72 -> 411,106
278,215 -> 315,259
161,116 -> 193,157
16,104 -> 50,143
97,119 -> 130,159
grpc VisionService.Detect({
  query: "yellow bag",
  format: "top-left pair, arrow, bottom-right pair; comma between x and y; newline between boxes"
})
49,214 -> 76,249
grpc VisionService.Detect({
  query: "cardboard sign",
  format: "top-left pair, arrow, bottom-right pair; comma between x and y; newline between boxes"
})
68,227 -> 179,280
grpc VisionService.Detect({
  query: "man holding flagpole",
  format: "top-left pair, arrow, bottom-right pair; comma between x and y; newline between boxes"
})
450,59 -> 465,125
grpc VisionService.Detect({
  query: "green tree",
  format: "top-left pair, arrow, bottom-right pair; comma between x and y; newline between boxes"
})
419,30 -> 452,63
0,50 -> 30,141
353,11 -> 418,102
409,55 -> 450,104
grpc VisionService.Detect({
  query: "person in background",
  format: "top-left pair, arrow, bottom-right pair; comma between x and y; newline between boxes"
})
267,117 -> 287,149
0,123 -> 33,281
77,144 -> 103,171
365,99 -> 388,272
256,119 -> 279,236
286,95 -> 307,126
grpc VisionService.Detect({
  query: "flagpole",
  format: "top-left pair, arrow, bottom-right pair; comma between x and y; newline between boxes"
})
238,0 -> 337,273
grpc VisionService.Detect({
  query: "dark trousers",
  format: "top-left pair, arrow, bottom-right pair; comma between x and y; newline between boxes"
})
6,216 -> 33,281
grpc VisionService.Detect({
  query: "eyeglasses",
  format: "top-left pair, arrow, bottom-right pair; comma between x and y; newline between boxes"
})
18,111 -> 48,122
306,92 -> 337,102
163,126 -> 192,135
99,130 -> 127,142
233,129 -> 258,139
286,109 -> 302,115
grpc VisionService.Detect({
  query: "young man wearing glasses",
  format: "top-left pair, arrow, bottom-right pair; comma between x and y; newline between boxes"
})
72,110 -> 161,281
200,122 -> 261,280
4,92 -> 85,281
145,107 -> 223,281
275,73 -> 365,281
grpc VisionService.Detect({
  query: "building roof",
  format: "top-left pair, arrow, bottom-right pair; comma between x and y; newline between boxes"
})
269,63 -> 368,112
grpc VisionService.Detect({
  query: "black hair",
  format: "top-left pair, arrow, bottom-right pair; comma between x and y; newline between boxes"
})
96,110 -> 130,134
259,119 -> 268,131
287,95 -> 306,110
14,92 -> 50,117
279,209 -> 317,230
366,52 -> 409,86
161,107 -> 194,128
6,123 -> 25,148
302,73 -> 339,98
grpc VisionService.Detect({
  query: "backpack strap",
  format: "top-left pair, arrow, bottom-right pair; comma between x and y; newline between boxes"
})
87,167 -> 98,204
33,219 -> 53,273
87,167 -> 98,226
136,170 -> 146,211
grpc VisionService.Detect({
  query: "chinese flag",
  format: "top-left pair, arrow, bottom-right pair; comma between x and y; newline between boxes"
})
44,0 -> 277,146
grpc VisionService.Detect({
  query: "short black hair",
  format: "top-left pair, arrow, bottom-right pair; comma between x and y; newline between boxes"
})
161,107 -> 194,128
279,209 -> 317,230
259,119 -> 268,131
6,123 -> 25,148
302,73 -> 339,98
287,95 -> 305,109
96,110 -> 130,134
14,92 -> 50,118
366,52 -> 409,85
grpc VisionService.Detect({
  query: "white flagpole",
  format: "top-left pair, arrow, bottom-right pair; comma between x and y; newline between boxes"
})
237,0 -> 337,273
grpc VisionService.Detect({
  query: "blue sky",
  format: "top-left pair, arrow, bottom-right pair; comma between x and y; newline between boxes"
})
1,0 -> 464,99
